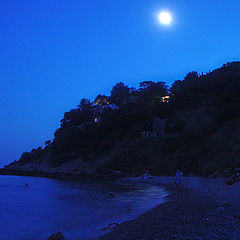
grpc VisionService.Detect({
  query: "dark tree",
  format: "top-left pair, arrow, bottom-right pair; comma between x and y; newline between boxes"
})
45,140 -> 51,146
93,94 -> 109,106
170,80 -> 183,95
138,81 -> 168,104
78,98 -> 92,112
110,82 -> 130,105
184,71 -> 199,82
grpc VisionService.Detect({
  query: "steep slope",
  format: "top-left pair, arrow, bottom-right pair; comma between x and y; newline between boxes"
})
2,62 -> 240,178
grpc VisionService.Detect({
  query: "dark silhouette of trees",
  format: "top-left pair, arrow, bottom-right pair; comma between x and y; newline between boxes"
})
139,81 -> 168,96
93,94 -> 109,106
60,98 -> 93,127
110,82 -> 130,105
138,81 -> 168,105
184,71 -> 198,81
14,62 -> 240,175
169,80 -> 182,95
78,98 -> 92,112
45,140 -> 51,146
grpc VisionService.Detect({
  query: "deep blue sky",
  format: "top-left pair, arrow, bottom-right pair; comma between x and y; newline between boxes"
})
1,0 -> 240,167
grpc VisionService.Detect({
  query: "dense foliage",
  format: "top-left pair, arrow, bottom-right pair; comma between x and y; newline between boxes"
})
17,62 -> 240,176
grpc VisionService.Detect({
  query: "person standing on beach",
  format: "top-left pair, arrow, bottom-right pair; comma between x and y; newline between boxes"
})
175,169 -> 183,188
142,170 -> 151,181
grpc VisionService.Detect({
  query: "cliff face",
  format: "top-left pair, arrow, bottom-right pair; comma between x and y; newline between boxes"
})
2,154 -> 96,179
2,62 -> 240,178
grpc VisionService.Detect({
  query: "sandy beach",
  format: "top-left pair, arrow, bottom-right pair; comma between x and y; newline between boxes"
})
98,177 -> 240,240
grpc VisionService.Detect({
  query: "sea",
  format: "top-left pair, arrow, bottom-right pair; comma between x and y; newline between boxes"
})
0,175 -> 167,240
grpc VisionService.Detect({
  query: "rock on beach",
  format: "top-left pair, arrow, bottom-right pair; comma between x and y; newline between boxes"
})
47,232 -> 65,240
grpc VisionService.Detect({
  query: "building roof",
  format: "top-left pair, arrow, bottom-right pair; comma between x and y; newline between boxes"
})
92,104 -> 119,112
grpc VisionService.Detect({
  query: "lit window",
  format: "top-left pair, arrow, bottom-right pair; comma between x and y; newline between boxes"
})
161,95 -> 170,103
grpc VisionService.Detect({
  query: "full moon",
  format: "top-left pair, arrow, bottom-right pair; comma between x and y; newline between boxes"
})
158,11 -> 172,25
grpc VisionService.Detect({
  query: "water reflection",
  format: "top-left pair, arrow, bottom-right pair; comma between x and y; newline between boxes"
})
0,176 -> 167,240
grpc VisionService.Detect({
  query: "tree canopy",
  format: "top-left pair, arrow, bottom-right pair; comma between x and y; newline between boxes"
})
14,62 -> 240,176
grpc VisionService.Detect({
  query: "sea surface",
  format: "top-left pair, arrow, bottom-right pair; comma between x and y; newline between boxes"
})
0,175 -> 168,240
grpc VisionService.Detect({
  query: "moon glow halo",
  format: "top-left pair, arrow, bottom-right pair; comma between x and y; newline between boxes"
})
158,11 -> 172,25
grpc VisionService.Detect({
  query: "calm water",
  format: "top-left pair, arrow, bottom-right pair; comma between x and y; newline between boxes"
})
0,175 -> 167,240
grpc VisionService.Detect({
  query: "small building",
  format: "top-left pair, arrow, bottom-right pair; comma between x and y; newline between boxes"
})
152,117 -> 166,136
141,131 -> 155,138
161,95 -> 170,103
92,104 -> 119,123
140,117 -> 166,138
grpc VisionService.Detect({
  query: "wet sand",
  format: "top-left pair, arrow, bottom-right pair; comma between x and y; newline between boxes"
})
98,177 -> 240,240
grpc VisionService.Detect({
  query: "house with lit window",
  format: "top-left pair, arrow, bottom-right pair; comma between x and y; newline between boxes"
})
92,104 -> 119,123
161,95 -> 170,103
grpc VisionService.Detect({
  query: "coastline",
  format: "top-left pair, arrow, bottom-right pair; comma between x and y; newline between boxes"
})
2,171 -> 240,240
98,177 -> 240,240
0,168 -> 91,180
0,168 -> 121,182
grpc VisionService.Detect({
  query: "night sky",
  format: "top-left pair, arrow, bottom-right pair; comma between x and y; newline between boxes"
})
1,0 -> 240,167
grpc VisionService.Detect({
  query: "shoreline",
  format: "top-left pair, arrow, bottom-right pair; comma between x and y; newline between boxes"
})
0,168 -> 90,180
0,168 -> 115,182
97,177 -> 240,240
2,172 -> 240,239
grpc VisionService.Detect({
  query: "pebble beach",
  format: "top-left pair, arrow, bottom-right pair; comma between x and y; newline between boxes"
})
98,177 -> 240,240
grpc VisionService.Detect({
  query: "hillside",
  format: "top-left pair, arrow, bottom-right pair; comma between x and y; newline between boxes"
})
2,62 -> 240,179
